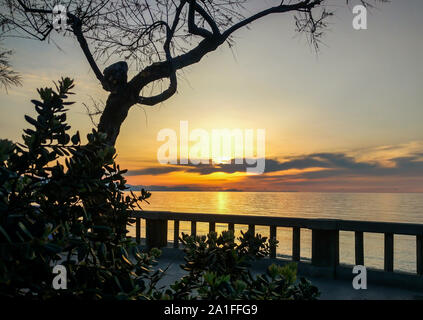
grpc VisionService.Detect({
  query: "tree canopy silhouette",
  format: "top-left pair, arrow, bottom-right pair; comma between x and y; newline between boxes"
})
0,0 -> 386,145
0,46 -> 21,91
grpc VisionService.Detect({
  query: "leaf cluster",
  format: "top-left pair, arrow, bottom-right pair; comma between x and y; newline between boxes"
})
0,77 -> 157,300
160,230 -> 319,300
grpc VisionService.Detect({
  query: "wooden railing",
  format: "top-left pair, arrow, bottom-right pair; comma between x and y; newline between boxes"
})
131,210 -> 423,276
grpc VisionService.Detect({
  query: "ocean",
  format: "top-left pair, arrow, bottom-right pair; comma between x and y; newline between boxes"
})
126,191 -> 423,273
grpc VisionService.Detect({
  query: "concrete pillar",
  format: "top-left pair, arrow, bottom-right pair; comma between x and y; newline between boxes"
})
146,219 -> 168,249
312,229 -> 339,270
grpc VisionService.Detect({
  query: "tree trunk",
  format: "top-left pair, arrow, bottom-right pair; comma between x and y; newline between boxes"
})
97,89 -> 136,146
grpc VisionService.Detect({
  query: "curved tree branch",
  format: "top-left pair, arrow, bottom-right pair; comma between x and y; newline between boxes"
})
16,1 -> 104,85
222,0 -> 324,39
68,14 -> 104,84
188,0 -> 213,39
137,73 -> 177,106
129,36 -> 220,96
188,0 -> 221,38
130,0 -> 326,98
138,11 -> 178,106
16,0 -> 51,14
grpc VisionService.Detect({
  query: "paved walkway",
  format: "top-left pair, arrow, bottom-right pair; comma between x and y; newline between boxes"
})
152,247 -> 423,300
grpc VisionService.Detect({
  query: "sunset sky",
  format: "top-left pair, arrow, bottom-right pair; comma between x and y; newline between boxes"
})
0,0 -> 422,192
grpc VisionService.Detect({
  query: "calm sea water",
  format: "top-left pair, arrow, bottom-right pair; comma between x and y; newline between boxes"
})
127,191 -> 423,273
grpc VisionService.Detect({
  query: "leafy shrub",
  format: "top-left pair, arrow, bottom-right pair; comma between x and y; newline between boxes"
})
0,78 -> 158,299
161,231 -> 320,300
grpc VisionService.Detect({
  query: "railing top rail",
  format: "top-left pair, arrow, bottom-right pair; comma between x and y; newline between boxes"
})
132,210 -> 423,236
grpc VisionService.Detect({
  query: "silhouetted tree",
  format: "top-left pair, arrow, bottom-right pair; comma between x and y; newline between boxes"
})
0,42 -> 21,91
0,0 -> 385,145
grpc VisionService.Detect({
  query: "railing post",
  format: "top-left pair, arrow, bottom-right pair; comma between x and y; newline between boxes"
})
248,224 -> 255,235
146,219 -> 168,249
270,226 -> 277,258
417,235 -> 423,275
191,221 -> 197,237
209,222 -> 216,233
292,227 -> 300,262
384,233 -> 394,272
174,220 -> 180,248
135,217 -> 141,244
228,223 -> 235,243
355,231 -> 364,265
312,229 -> 339,271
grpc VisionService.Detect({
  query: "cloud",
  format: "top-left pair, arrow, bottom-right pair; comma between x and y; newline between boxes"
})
127,184 -> 198,191
249,153 -> 423,180
126,166 -> 184,176
126,152 -> 422,177
177,153 -> 377,175
124,145 -> 423,192
126,184 -> 242,192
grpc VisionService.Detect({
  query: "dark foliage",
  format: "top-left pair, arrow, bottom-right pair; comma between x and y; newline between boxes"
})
0,78 -> 158,299
161,231 -> 320,300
